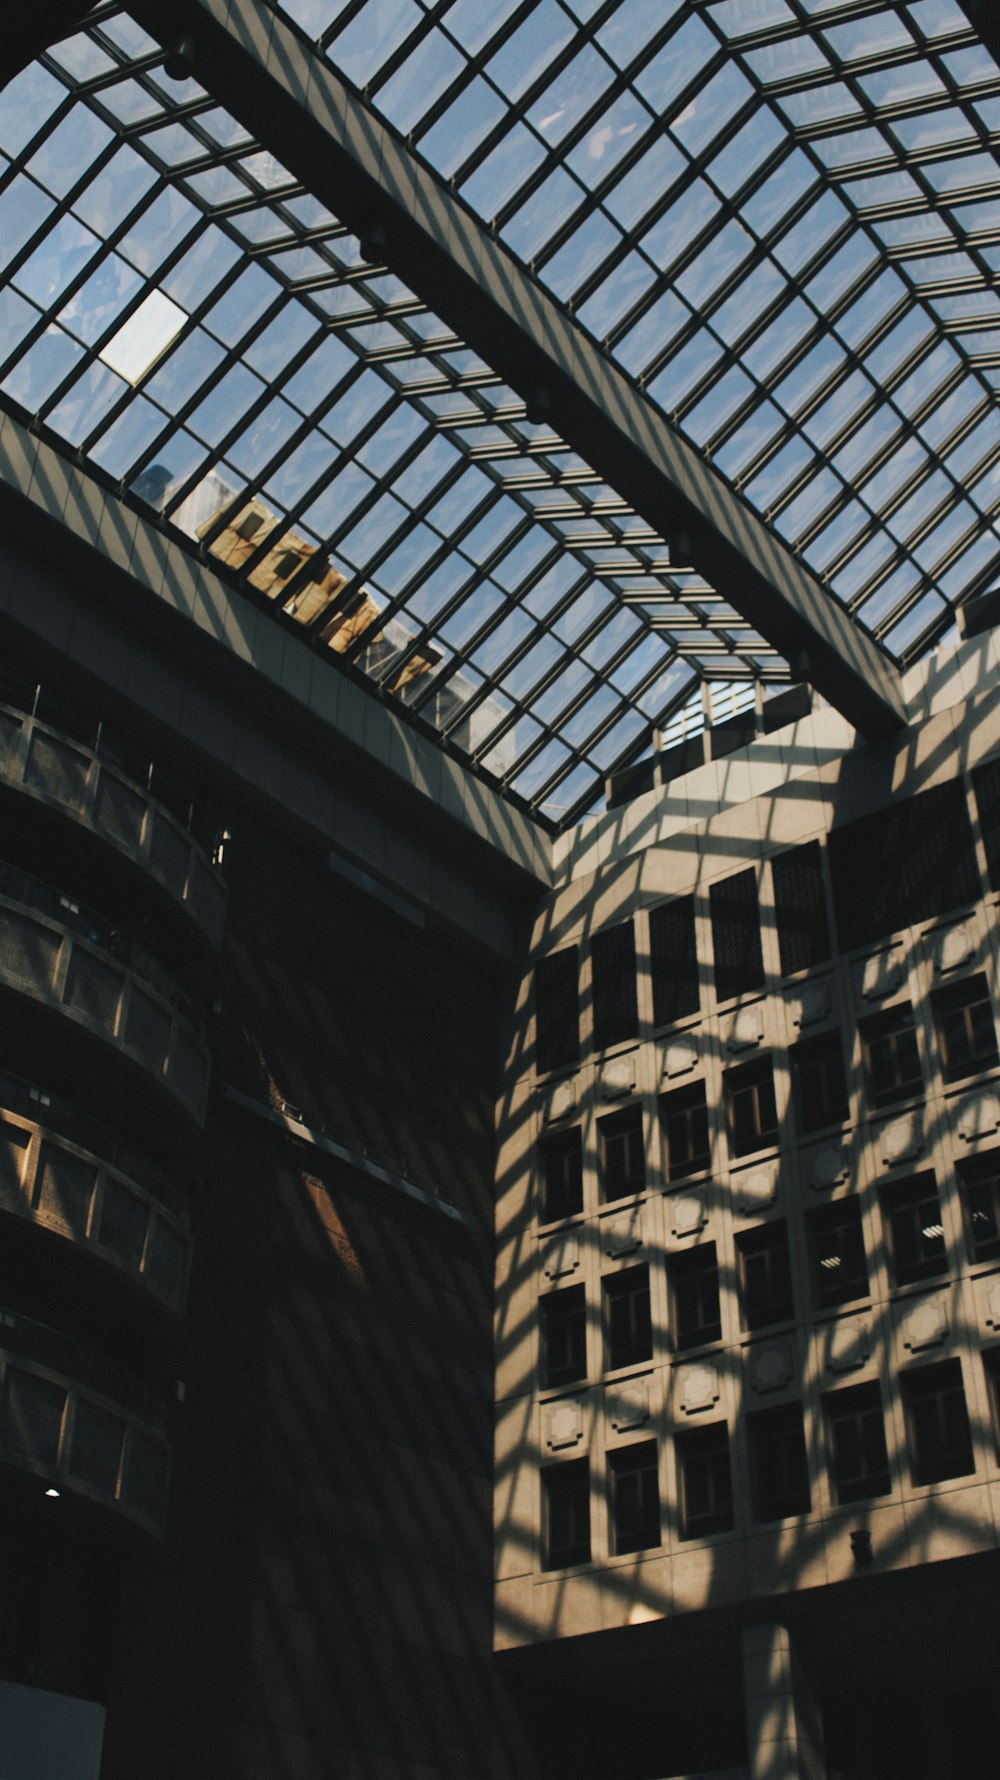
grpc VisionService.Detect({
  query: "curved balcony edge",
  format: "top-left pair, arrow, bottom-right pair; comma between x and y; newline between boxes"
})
0,1322 -> 171,1537
0,889 -> 211,1126
0,1092 -> 190,1315
0,699 -> 226,950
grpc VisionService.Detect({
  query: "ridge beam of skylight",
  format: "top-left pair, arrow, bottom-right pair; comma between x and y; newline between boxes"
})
127,0 -> 908,744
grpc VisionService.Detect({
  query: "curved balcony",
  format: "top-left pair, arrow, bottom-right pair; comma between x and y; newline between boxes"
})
0,694 -> 226,949
0,1309 -> 170,1536
0,1069 -> 190,1314
0,861 -> 211,1125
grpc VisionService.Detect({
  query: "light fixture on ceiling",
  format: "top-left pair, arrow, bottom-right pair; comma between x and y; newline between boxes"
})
163,36 -> 197,81
358,220 -> 388,264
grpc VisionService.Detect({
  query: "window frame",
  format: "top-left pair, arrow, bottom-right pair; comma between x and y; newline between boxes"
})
659,1080 -> 711,1182
806,1197 -> 869,1310
676,1420 -> 735,1540
539,1283 -> 587,1390
597,1102 -> 646,1202
541,1457 -> 591,1570
603,1263 -> 653,1372
725,1055 -> 779,1158
824,1380 -> 891,1505
901,1359 -> 975,1487
607,1438 -> 661,1556
792,1029 -> 850,1132
861,1002 -> 923,1108
747,1400 -> 812,1524
959,1150 -> 1000,1265
932,973 -> 999,1084
736,1220 -> 795,1331
880,1172 -> 949,1288
669,1242 -> 722,1351
538,1125 -> 584,1223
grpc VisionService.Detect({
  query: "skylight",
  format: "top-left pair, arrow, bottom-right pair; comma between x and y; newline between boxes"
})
0,0 -> 998,830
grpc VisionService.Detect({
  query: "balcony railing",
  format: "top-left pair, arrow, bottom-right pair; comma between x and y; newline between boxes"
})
0,691 -> 226,948
0,1307 -> 170,1535
0,1069 -> 190,1313
0,860 -> 211,1123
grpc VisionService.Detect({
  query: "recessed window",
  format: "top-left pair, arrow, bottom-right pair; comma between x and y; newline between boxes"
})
806,1198 -> 869,1309
603,1264 -> 653,1371
669,1243 -> 722,1350
824,1381 -> 891,1505
598,1104 -> 645,1201
540,1285 -> 586,1389
726,1057 -> 778,1157
541,1458 -> 591,1569
792,1031 -> 849,1132
959,1151 -> 1000,1264
676,1421 -> 734,1539
608,1439 -> 660,1554
932,973 -> 998,1082
737,1221 -> 794,1330
747,1401 -> 811,1523
649,894 -> 699,1027
771,839 -> 830,977
539,1127 -> 583,1222
660,1081 -> 711,1180
881,1172 -> 948,1287
901,1360 -> 975,1486
535,948 -> 579,1074
710,868 -> 765,1002
591,920 -> 638,1050
861,1003 -> 922,1106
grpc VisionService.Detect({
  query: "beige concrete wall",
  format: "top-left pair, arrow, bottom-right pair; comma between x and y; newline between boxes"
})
495,635 -> 1000,1650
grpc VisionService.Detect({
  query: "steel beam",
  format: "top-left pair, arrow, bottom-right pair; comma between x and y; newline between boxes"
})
129,0 -> 907,736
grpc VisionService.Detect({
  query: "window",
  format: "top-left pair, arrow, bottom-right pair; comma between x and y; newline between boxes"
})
932,974 -> 998,1082
747,1401 -> 811,1522
608,1440 -> 660,1554
669,1244 -> 722,1350
540,1286 -> 586,1389
710,868 -> 765,1002
771,840 -> 830,977
598,1104 -> 645,1200
541,1458 -> 590,1568
726,1057 -> 778,1157
676,1422 -> 734,1539
881,1173 -> 948,1287
539,1127 -> 583,1222
737,1222 -> 794,1330
861,1004 -> 922,1106
792,1031 -> 849,1132
828,780 -> 980,952
806,1199 -> 869,1309
649,894 -> 699,1027
902,1360 -> 975,1485
591,920 -> 638,1050
603,1265 -> 653,1371
660,1082 -> 711,1180
824,1382 -> 891,1504
535,947 -> 579,1074
959,1151 -> 1000,1264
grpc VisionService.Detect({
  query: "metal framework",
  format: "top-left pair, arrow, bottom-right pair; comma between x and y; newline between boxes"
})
1,2 -> 998,826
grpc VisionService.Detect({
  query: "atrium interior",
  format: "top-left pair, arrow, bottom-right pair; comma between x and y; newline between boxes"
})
0,3 -> 999,1778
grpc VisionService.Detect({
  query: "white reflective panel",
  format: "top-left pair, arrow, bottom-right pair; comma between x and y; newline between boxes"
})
99,290 -> 188,385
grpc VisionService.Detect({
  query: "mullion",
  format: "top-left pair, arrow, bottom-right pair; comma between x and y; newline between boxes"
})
403,0 -> 553,163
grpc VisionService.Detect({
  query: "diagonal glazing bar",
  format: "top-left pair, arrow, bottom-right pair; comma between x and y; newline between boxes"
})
127,0 -> 906,739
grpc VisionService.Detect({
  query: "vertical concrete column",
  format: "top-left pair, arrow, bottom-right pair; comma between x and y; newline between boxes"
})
742,1622 -> 825,1780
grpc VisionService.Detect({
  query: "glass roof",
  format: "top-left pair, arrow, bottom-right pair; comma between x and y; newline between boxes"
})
1,1 -> 999,829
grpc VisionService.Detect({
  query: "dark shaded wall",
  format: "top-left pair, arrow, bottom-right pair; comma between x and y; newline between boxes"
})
91,811 -> 534,1780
